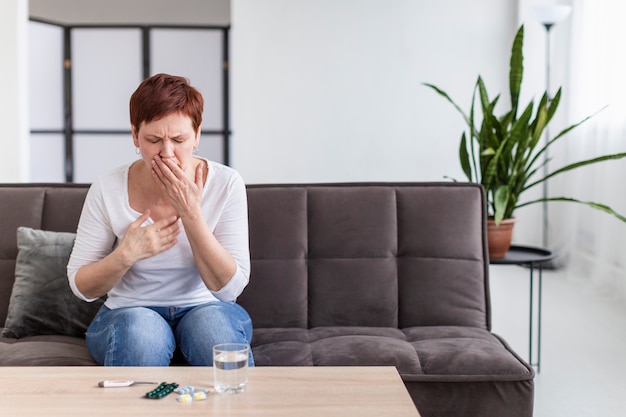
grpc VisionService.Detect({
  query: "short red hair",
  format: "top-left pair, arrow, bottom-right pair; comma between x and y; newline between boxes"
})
129,73 -> 204,134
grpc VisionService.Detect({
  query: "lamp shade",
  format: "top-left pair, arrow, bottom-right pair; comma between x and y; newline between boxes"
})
531,5 -> 572,25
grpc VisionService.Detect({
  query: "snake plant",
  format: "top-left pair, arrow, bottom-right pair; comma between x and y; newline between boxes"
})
424,25 -> 626,225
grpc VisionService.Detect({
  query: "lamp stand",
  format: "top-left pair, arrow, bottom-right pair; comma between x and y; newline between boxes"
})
530,4 -> 572,269
542,22 -> 553,250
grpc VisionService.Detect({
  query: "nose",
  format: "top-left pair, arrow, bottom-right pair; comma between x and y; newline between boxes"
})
159,140 -> 175,158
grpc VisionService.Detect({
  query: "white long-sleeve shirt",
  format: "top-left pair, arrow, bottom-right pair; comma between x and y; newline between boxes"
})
67,158 -> 250,309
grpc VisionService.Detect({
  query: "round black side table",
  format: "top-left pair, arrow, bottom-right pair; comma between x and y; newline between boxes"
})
490,245 -> 555,372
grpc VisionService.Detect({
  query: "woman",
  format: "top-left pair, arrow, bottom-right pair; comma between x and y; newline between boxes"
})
67,73 -> 253,366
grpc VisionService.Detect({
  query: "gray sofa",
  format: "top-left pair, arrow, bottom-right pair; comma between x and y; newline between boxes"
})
0,182 -> 534,417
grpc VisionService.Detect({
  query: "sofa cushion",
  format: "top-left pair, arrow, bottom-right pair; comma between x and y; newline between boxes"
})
403,326 -> 533,380
251,326 -> 424,375
1,227 -> 103,339
0,334 -> 97,365
311,334 -> 422,373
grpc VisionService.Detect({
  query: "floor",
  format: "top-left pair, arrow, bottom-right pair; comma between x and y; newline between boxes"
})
490,264 -> 626,417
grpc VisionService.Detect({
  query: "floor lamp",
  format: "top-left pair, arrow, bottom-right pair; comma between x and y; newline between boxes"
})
530,5 -> 572,259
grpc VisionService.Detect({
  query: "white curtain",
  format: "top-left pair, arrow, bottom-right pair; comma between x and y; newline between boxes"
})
558,0 -> 626,300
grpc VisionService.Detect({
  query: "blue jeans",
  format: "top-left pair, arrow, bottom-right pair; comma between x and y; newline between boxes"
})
86,301 -> 254,366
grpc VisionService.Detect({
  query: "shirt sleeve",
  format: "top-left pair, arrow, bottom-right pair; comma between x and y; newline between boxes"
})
208,170 -> 251,302
67,178 -> 117,302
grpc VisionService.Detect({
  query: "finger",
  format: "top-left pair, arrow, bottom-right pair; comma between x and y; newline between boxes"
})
195,162 -> 204,188
151,159 -> 169,186
130,210 -> 151,229
159,236 -> 179,252
158,156 -> 185,179
154,215 -> 180,232
152,220 -> 180,252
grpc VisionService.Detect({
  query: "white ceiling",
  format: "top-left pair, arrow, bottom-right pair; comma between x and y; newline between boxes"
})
29,0 -> 230,26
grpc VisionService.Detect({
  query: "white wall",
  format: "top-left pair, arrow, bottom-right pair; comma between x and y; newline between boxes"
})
0,0 -> 30,182
230,0 -> 518,184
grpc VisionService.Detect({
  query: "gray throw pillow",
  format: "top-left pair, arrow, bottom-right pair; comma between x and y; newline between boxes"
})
1,227 -> 104,339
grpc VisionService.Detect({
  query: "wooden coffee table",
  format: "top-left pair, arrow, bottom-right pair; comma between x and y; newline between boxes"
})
0,366 -> 420,416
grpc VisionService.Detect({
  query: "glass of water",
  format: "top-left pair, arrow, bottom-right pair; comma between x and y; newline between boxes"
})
213,343 -> 249,394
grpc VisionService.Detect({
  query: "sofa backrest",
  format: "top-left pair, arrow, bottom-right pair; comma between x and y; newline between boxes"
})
0,184 -> 90,325
239,183 -> 490,331
0,182 -> 490,331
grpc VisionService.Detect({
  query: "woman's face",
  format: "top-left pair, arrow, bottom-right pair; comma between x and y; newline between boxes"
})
132,112 -> 200,175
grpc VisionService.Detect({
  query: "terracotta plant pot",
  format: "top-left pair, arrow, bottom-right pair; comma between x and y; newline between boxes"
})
487,218 -> 516,259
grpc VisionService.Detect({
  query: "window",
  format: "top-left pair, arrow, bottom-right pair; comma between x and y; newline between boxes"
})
29,19 -> 230,183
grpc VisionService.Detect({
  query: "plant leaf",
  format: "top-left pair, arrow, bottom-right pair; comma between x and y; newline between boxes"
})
509,25 -> 524,120
531,94 -> 549,144
524,106 -> 606,183
459,132 -> 472,181
424,25 -> 623,227
494,185 -> 510,225
515,197 -> 626,223
545,105 -> 606,148
546,87 -> 562,121
468,80 -> 480,179
524,152 -> 626,191
423,83 -> 474,133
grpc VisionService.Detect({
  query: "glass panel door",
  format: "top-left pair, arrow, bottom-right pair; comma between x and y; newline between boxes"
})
29,20 -> 229,183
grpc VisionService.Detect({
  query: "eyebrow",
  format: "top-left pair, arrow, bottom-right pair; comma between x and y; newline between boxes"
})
145,134 -> 188,140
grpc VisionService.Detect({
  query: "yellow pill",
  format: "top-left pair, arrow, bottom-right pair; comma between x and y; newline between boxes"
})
177,393 -> 193,403
193,391 -> 207,401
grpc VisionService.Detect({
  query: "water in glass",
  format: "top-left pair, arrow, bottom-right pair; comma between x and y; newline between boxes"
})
213,343 -> 248,394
